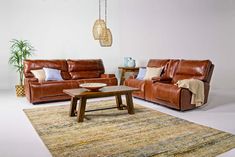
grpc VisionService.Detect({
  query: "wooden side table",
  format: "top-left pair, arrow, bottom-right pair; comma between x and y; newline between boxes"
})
118,67 -> 139,85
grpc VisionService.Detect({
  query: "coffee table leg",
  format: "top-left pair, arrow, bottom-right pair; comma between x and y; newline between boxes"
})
77,97 -> 87,122
115,94 -> 123,110
125,92 -> 135,114
69,97 -> 78,117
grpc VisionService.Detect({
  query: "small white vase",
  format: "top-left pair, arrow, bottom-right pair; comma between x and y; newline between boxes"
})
127,59 -> 136,67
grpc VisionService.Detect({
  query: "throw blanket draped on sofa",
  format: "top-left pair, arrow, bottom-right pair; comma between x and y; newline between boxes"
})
176,79 -> 204,107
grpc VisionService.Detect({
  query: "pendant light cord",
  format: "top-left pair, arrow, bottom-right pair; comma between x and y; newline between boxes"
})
105,0 -> 107,25
99,0 -> 101,19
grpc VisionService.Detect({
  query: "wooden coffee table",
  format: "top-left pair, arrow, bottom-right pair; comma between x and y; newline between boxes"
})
63,86 -> 139,122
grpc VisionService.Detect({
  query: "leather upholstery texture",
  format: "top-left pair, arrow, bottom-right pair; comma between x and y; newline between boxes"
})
147,59 -> 170,68
67,59 -> 105,79
124,59 -> 214,111
24,60 -> 71,80
172,60 -> 212,83
161,59 -> 180,80
124,79 -> 145,99
24,59 -> 117,103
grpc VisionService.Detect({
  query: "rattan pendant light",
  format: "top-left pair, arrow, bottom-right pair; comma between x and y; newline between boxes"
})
100,28 -> 112,47
100,0 -> 112,47
93,0 -> 106,40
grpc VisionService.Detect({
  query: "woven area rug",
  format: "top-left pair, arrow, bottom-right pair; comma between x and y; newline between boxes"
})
24,100 -> 235,157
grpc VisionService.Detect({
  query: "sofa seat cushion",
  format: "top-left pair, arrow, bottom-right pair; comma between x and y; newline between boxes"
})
69,71 -> 101,80
124,79 -> 145,99
37,80 -> 78,85
151,82 -> 182,107
77,77 -> 117,86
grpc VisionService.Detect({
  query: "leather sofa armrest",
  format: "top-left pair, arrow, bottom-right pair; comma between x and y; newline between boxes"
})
152,76 -> 172,83
101,74 -> 116,78
24,77 -> 39,83
24,77 -> 38,103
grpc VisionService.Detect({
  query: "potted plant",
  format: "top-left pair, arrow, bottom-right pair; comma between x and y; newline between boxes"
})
9,39 -> 34,97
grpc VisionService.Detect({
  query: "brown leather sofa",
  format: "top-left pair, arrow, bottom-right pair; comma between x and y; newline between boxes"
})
124,59 -> 214,111
24,59 -> 118,103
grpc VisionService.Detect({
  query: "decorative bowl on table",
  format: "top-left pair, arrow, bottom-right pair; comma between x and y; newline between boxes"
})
79,83 -> 107,92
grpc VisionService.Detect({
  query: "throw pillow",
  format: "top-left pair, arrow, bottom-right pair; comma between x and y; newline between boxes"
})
31,69 -> 46,82
43,68 -> 63,81
136,68 -> 147,80
143,67 -> 163,80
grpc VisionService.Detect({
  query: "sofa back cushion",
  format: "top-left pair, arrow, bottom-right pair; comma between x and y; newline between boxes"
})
161,59 -> 180,80
24,60 -> 71,80
67,59 -> 105,79
173,60 -> 212,83
147,59 -> 170,68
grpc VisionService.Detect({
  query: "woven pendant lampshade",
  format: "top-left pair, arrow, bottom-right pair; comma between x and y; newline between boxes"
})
92,0 -> 106,40
93,19 -> 106,40
100,28 -> 112,47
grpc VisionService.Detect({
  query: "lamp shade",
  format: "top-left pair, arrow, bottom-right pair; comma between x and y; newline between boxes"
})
100,28 -> 112,47
92,19 -> 106,40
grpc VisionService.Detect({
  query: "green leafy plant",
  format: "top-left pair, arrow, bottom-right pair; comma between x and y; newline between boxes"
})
9,39 -> 34,85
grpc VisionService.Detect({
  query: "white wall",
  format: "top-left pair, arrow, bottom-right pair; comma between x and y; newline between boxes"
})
119,0 -> 235,89
0,0 -> 121,89
1,0 -> 235,89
